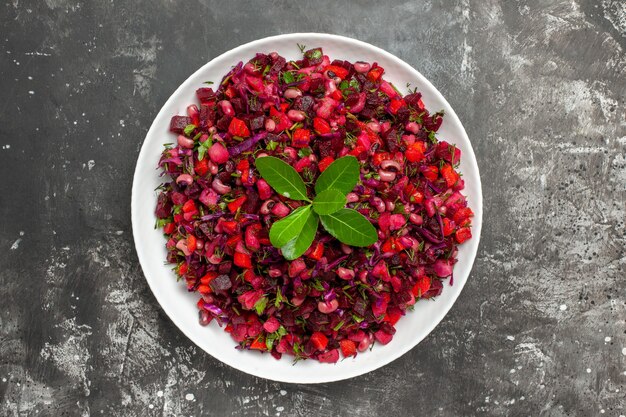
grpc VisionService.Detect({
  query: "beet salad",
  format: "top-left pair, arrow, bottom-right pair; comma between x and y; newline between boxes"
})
154,46 -> 474,363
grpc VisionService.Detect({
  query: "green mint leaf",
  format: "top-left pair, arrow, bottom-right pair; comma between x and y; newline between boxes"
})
183,124 -> 196,136
314,155 -> 360,195
255,156 -> 310,201
319,208 -> 378,247
279,211 -> 319,260
269,206 -> 314,248
312,189 -> 346,215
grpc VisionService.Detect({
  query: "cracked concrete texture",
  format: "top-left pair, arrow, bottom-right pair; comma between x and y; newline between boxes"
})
0,0 -> 624,416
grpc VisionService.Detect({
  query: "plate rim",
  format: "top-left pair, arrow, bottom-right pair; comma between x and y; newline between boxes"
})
131,32 -> 483,383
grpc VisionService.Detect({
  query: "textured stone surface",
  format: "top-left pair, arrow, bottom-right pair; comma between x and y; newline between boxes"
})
1,0 -> 625,416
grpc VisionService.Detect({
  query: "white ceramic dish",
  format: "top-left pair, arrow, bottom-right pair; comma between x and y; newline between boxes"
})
131,33 -> 482,384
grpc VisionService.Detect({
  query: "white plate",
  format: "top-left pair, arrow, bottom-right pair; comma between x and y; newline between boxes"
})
131,33 -> 482,384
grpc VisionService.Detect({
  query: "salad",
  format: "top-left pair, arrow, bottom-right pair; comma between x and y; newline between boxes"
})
155,47 -> 473,363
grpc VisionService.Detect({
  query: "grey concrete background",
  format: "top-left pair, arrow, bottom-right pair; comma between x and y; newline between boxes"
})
1,0 -> 624,416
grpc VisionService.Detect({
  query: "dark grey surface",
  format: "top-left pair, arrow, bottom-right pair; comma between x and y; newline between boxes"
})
1,0 -> 625,416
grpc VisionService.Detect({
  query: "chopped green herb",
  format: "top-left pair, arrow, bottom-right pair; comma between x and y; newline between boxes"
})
298,147 -> 313,158
254,297 -> 268,315
333,320 -> 345,331
351,314 -> 364,323
275,287 -> 284,307
154,218 -> 172,229
265,333 -> 277,350
311,279 -> 325,292
266,140 -> 278,151
183,124 -> 196,136
282,71 -> 295,85
197,133 -> 213,161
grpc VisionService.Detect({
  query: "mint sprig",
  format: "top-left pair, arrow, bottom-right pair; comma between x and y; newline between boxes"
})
255,156 -> 378,260
314,155 -> 360,195
255,156 -> 310,202
312,189 -> 346,215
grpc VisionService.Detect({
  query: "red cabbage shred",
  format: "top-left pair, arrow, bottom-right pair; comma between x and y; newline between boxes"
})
155,48 -> 474,363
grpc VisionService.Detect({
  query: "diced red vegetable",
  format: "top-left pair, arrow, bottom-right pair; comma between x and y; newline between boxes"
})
292,128 -> 311,148
310,332 -> 329,351
228,117 -> 251,137
339,339 -> 357,357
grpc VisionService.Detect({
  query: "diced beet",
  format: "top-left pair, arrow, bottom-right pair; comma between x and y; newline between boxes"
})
215,115 -> 232,132
231,97 -> 244,114
383,129 -> 400,152
404,92 -> 423,109
396,106 -> 411,123
218,261 -> 232,274
249,115 -> 265,131
330,135 -> 344,154
374,330 -> 393,345
196,87 -> 216,104
359,107 -> 376,119
268,56 -> 286,76
309,77 -> 325,95
199,105 -> 216,129
169,116 -> 191,133
155,193 -> 172,219
352,298 -> 367,317
292,96 -> 315,114
316,139 -> 334,159
241,189 -> 260,213
317,349 -> 339,363
424,112 -> 443,131
209,274 -> 232,292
